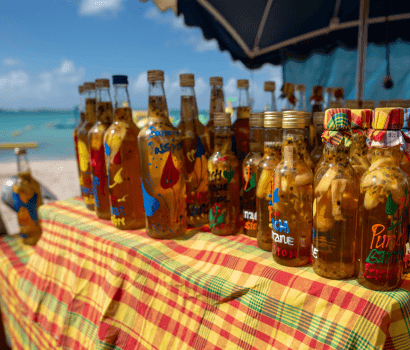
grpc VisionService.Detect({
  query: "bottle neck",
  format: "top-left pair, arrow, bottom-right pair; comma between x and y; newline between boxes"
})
323,142 -> 349,165
16,153 -> 31,175
282,129 -> 305,161
250,126 -> 264,153
315,125 -> 324,147
97,87 -> 112,103
295,91 -> 306,111
79,92 -> 85,113
114,84 -> 131,110
148,81 -> 169,121
214,126 -> 232,153
350,132 -> 367,156
264,91 -> 277,111
85,90 -> 97,124
180,88 -> 198,124
370,145 -> 401,167
209,85 -> 225,121
238,87 -> 250,107
264,127 -> 282,157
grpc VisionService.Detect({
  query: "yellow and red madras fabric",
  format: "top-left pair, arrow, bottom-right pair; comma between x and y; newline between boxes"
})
1,197 -> 410,349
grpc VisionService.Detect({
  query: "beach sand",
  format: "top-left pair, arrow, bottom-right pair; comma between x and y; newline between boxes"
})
0,159 -> 80,234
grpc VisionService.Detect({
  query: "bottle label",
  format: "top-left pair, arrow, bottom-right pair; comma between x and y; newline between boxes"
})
78,140 -> 90,172
13,192 -> 39,225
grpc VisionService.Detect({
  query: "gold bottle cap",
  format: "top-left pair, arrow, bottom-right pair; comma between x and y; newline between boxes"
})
78,85 -> 84,94
313,112 -> 325,125
180,74 -> 195,87
214,112 -> 232,127
249,113 -> 264,127
95,79 -> 110,88
210,76 -> 223,86
264,111 -> 282,128
281,83 -> 294,94
147,70 -> 165,82
264,81 -> 276,91
344,100 -> 360,109
282,111 -> 308,129
324,87 -> 333,94
83,82 -> 95,90
14,148 -> 27,155
237,79 -> 249,88
295,84 -> 306,92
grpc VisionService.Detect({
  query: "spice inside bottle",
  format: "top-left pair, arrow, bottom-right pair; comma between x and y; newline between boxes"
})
206,76 -> 225,155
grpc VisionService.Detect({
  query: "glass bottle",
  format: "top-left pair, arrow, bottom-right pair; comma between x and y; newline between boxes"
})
89,79 -> 113,220
358,108 -> 408,291
104,75 -> 144,230
256,111 -> 283,251
280,83 -> 296,111
272,112 -> 314,266
330,88 -> 344,108
138,70 -> 187,238
310,112 -> 325,168
313,109 -> 359,279
12,148 -> 43,245
323,87 -> 335,110
73,85 -> 85,180
206,77 -> 225,155
177,74 -> 210,227
263,81 -> 277,112
295,84 -> 307,112
242,113 -> 264,237
349,109 -> 371,178
208,112 -> 241,236
77,82 -> 97,210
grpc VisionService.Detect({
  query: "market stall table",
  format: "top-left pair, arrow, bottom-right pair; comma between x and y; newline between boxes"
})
1,197 -> 410,350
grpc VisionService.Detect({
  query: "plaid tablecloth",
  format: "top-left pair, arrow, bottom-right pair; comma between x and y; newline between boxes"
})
1,197 -> 410,349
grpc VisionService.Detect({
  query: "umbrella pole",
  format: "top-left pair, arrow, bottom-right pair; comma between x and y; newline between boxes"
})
356,0 -> 370,102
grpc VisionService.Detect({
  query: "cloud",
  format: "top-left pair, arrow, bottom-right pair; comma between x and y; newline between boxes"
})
79,0 -> 124,16
2,58 -> 20,66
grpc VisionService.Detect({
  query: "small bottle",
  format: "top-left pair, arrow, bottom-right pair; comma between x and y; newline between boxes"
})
280,83 -> 296,111
138,70 -> 187,238
12,148 -> 43,245
77,82 -> 97,210
273,111 -> 314,266
89,79 -> 113,220
256,111 -> 283,251
323,87 -> 335,110
242,113 -> 264,237
73,85 -> 86,180
310,112 -> 325,168
206,77 -> 225,154
264,81 -> 277,112
177,74 -> 210,227
330,88 -> 344,108
104,75 -> 144,230
358,108 -> 408,291
208,112 -> 241,236
313,109 -> 359,279
295,84 -> 307,112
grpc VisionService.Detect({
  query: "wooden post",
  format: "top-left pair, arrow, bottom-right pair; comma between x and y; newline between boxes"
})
356,0 -> 370,101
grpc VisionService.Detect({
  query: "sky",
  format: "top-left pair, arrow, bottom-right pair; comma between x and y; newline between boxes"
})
0,0 -> 283,111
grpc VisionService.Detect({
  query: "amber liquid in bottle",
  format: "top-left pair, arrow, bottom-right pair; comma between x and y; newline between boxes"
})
206,84 -> 225,154
313,143 -> 359,279
208,126 -> 241,236
89,100 -> 113,220
310,125 -> 324,167
138,91 -> 187,238
78,97 -> 97,210
242,123 -> 264,237
73,111 -> 85,179
178,94 -> 210,227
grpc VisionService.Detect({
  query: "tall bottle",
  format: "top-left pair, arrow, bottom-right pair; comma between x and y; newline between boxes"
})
323,87 -> 335,110
313,109 -> 359,279
295,84 -> 307,112
256,111 -> 283,251
206,77 -> 225,154
89,79 -> 113,220
74,85 -> 85,180
77,82 -> 97,210
280,83 -> 296,111
177,74 -> 210,227
242,113 -> 264,237
358,108 -> 408,291
208,112 -> 241,236
138,70 -> 187,238
12,148 -> 43,245
264,81 -> 277,112
104,75 -> 144,230
272,112 -> 313,266
311,112 -> 325,168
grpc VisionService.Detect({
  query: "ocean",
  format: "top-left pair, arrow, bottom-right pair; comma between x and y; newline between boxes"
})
0,110 -> 210,163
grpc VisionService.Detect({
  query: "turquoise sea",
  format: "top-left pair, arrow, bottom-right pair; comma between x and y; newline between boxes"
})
0,110 -> 210,163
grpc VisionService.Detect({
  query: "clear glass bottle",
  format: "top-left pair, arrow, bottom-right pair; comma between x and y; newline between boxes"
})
256,111 -> 283,251
358,108 -> 408,291
208,112 -> 241,236
263,81 -> 277,112
74,85 -> 85,181
332,88 -> 345,108
12,148 -> 43,245
272,112 -> 314,266
280,83 -> 296,111
242,113 -> 264,237
138,70 -> 187,238
310,112 -> 325,168
104,75 -> 144,230
323,87 -> 335,110
77,82 -> 97,210
313,109 -> 359,279
177,74 -> 210,227
89,79 -> 113,220
206,77 -> 225,155
295,84 -> 307,112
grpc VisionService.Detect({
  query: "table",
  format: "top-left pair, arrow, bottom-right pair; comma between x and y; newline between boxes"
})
1,198 -> 410,350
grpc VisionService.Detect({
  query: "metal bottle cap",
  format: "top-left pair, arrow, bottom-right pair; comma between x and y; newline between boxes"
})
237,79 -> 249,88
214,112 -> 232,127
264,81 -> 276,91
249,113 -> 264,127
95,79 -> 110,88
180,74 -> 195,87
264,111 -> 282,128
210,77 -> 223,86
282,111 -> 308,129
147,70 -> 164,82
83,82 -> 95,90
